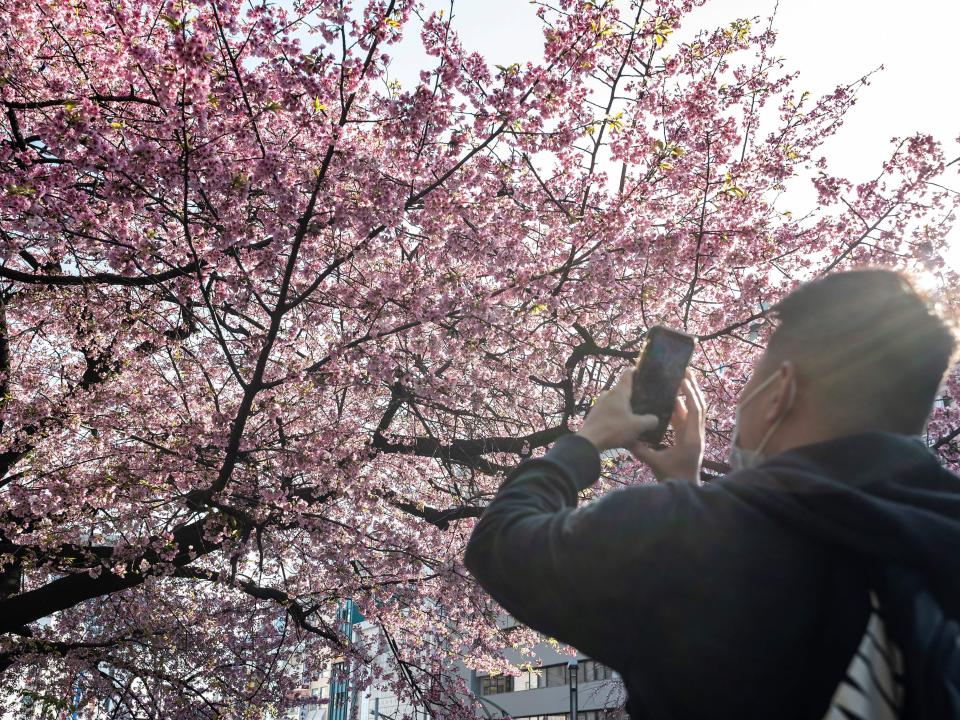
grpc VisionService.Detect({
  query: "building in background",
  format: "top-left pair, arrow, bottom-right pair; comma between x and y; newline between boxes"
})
285,600 -> 365,720
287,664 -> 332,720
287,608 -> 627,720
339,616 -> 626,720
462,617 -> 627,720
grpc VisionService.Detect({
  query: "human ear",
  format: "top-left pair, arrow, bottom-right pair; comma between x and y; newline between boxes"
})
763,361 -> 796,423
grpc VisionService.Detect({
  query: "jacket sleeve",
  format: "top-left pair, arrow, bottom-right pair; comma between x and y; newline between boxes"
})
462,433 -> 705,668
464,437 -> 842,717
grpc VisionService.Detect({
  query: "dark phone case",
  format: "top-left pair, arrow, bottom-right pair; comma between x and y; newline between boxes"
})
630,327 -> 695,445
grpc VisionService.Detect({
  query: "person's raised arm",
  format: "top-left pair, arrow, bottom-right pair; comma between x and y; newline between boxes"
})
462,369 -> 707,665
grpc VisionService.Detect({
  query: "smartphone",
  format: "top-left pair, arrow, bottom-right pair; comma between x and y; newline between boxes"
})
630,326 -> 696,445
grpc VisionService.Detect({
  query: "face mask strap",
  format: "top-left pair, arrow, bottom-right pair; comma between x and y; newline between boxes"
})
742,370 -> 781,409
751,372 -> 796,457
729,368 -> 796,470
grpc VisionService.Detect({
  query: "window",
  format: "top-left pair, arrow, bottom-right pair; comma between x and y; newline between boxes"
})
478,661 -> 615,696
330,661 -> 349,716
578,660 -> 614,684
514,667 -> 544,691
578,712 -> 599,720
515,713 -> 627,720
578,711 -> 629,720
298,660 -> 316,686
501,614 -> 521,630
479,674 -> 513,695
545,664 -> 568,687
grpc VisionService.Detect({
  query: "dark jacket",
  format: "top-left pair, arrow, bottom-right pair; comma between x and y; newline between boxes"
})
463,432 -> 960,719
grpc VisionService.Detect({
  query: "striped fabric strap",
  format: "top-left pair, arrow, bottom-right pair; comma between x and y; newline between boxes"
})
821,591 -> 905,720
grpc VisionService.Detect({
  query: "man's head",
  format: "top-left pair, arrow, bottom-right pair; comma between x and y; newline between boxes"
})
732,268 -> 957,460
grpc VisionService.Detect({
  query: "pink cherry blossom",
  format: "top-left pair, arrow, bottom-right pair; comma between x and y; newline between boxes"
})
0,0 -> 957,717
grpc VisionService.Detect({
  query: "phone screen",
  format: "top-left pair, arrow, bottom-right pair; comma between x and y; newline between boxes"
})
630,326 -> 695,444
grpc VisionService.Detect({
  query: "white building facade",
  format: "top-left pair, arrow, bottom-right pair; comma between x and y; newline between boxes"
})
294,615 -> 628,720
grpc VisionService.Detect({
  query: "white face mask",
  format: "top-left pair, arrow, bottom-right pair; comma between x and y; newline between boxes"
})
728,370 -> 796,471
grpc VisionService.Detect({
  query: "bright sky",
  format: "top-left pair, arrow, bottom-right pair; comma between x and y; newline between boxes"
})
378,0 -> 960,271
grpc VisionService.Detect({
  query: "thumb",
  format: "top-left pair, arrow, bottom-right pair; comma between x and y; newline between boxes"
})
630,413 -> 658,435
629,441 -> 659,464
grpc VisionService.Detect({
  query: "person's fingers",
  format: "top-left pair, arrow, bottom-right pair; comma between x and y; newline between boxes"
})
629,441 -> 658,463
612,367 -> 634,398
630,413 -> 659,435
679,376 -> 702,428
683,375 -> 696,404
687,368 -> 707,417
670,393 -> 688,429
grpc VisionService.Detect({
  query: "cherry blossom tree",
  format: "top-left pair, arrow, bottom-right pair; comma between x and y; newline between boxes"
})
0,0 -> 957,716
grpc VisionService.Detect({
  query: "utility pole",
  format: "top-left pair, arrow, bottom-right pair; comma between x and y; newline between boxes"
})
568,661 -> 578,720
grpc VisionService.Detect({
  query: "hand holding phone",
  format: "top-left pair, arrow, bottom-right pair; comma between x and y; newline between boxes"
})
630,369 -> 707,483
630,326 -> 696,445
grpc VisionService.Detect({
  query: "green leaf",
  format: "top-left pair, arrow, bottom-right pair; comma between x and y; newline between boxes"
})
652,16 -> 673,48
160,13 -> 183,31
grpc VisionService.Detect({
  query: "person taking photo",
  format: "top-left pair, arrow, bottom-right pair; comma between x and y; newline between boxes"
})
464,268 -> 960,720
